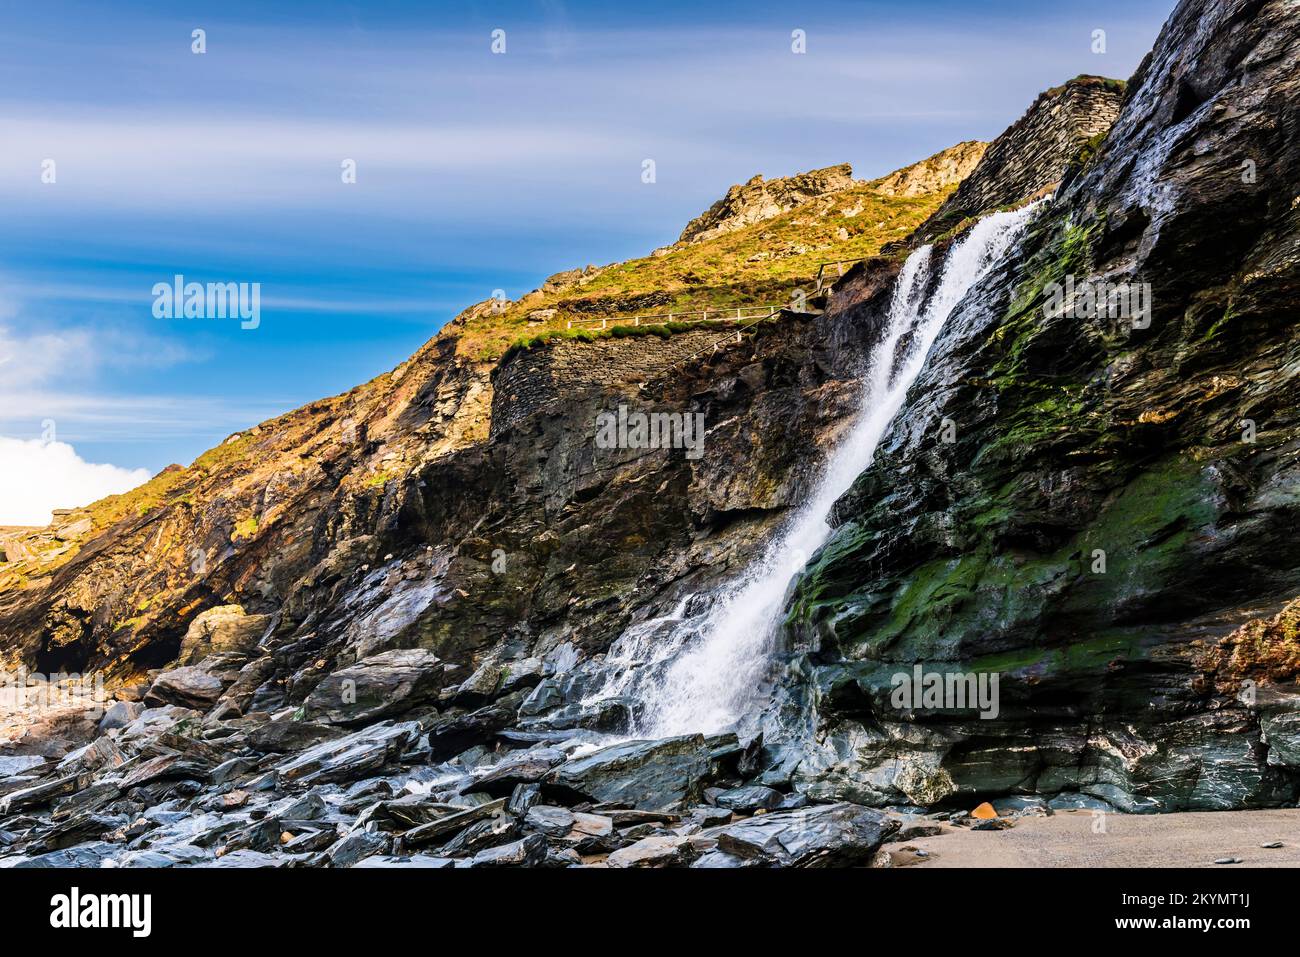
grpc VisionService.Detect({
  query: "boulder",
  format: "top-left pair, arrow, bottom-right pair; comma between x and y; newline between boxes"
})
304,649 -> 444,725
606,834 -> 700,868
712,785 -> 784,812
98,700 -> 144,733
115,705 -> 202,745
177,605 -> 270,666
144,668 -> 226,710
546,735 -> 714,810
208,656 -> 276,720
710,802 -> 899,867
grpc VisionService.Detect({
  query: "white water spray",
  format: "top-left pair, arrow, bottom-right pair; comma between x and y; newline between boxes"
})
585,205 -> 1040,737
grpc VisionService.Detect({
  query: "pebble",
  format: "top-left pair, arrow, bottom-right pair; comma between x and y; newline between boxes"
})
1260,841 -> 1283,849
1213,857 -> 1242,865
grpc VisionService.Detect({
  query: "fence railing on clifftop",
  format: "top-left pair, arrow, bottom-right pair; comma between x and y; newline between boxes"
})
813,258 -> 866,294
564,304 -> 785,331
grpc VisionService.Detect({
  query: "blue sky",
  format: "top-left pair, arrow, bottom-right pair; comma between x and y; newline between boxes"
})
0,0 -> 1173,522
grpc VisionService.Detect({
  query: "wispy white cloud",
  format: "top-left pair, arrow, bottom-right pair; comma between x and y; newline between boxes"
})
0,435 -> 150,526
0,322 -> 206,389
0,320 -> 271,448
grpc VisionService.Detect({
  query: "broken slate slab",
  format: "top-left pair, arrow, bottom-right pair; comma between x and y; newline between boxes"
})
524,805 -> 575,836
0,772 -> 92,814
0,756 -> 47,779
403,798 -> 508,848
712,785 -> 784,812
546,734 -> 714,810
464,747 -> 565,796
328,828 -> 392,867
606,834 -> 701,868
353,854 -> 456,868
464,833 -> 546,868
304,650 -> 444,725
711,802 -> 899,867
276,721 -> 420,786
144,667 -> 227,710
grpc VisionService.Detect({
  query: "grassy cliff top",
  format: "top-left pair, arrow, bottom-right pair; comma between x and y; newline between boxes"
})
451,164 -> 965,361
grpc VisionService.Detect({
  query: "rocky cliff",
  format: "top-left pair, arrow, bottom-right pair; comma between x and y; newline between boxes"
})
873,141 -> 988,199
678,164 -> 858,244
676,143 -> 988,247
912,75 -> 1126,243
784,0 -> 1300,812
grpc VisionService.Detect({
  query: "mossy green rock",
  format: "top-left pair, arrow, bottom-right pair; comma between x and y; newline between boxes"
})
780,0 -> 1300,811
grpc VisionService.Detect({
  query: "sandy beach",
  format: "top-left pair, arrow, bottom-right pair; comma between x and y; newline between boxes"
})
887,809 -> 1300,868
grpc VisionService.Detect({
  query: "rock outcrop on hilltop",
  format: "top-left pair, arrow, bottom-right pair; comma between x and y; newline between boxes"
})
676,142 -> 991,248
677,163 -> 858,244
0,0 -> 1292,868
784,0 -> 1300,812
873,141 -> 988,198
912,75 -> 1126,242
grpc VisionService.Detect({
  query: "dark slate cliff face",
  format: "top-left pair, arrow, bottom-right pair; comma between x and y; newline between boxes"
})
782,0 -> 1300,812
267,316 -> 863,701
912,75 -> 1126,244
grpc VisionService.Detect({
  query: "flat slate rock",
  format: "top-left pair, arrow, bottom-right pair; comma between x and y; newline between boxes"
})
467,747 -> 566,795
352,854 -> 456,869
0,756 -> 46,779
524,804 -> 575,836
710,802 -> 899,867
403,798 -> 508,847
304,650 -> 444,725
465,833 -> 546,868
606,834 -> 699,868
145,667 -> 227,710
276,721 -> 420,786
546,734 -> 714,810
712,785 -> 784,812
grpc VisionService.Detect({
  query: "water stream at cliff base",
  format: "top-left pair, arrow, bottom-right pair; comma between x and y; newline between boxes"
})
581,204 -> 1039,738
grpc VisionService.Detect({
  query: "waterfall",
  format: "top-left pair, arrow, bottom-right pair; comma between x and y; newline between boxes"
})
583,204 -> 1040,738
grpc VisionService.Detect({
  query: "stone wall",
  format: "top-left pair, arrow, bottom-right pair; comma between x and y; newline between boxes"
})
912,75 -> 1125,241
490,328 -> 747,437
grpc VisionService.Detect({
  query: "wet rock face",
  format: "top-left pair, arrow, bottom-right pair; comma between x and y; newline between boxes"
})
784,0 -> 1300,812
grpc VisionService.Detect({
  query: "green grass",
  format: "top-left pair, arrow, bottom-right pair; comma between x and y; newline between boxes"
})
457,181 -> 949,361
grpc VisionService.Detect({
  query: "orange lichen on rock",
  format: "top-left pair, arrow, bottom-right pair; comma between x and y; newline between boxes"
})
1194,598 -> 1300,695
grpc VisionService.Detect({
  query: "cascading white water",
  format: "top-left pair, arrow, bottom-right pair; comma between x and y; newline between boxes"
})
583,204 -> 1040,737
